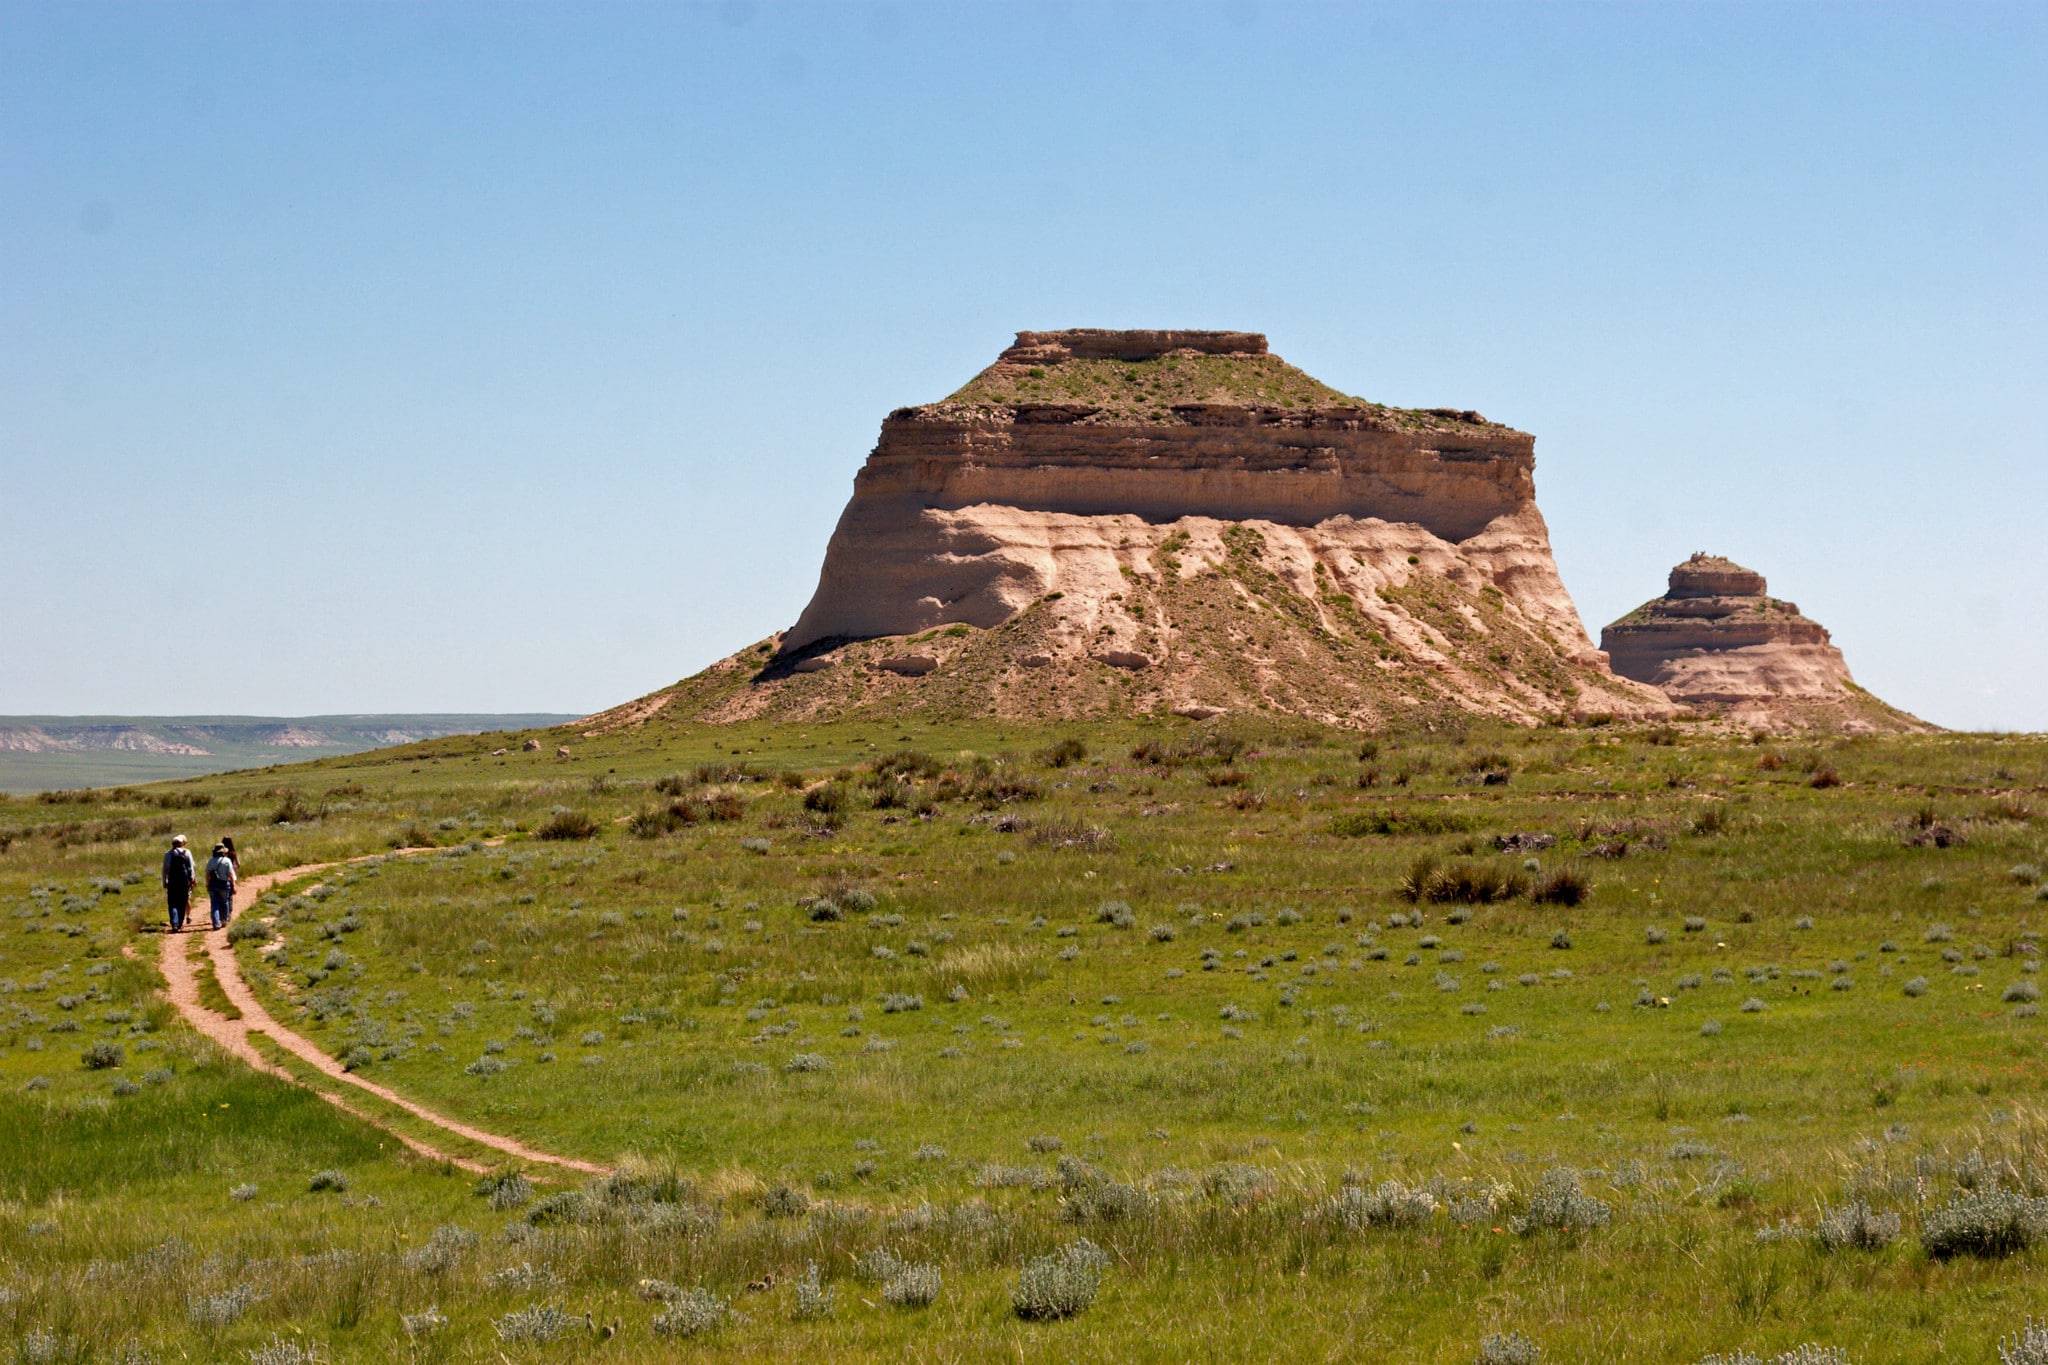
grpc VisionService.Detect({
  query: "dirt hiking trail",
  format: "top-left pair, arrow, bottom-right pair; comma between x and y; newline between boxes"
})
157,852 -> 610,1176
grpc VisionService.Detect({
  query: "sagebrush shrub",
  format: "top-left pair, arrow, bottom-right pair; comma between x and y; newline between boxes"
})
1477,1332 -> 1542,1365
2000,1318 -> 2048,1365
1013,1238 -> 1109,1320
1329,1180 -> 1437,1230
883,1262 -> 941,1307
246,1336 -> 324,1365
762,1185 -> 810,1218
307,1169 -> 349,1193
1514,1168 -> 1610,1234
400,1307 -> 447,1337
651,1287 -> 729,1337
854,1247 -> 905,1282
1816,1199 -> 1901,1251
1922,1189 -> 2048,1259
480,1172 -> 534,1211
1063,1179 -> 1152,1223
188,1283 -> 264,1327
792,1262 -> 834,1321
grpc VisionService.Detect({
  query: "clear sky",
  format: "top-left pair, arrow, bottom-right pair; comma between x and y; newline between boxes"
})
3,2 -> 2043,729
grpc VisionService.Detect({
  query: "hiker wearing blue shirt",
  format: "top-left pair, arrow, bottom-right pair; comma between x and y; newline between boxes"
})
161,834 -> 197,933
205,843 -> 237,931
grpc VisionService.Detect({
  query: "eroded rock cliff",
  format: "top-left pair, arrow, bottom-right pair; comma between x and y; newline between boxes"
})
1601,553 -> 1930,733
613,330 -> 1675,730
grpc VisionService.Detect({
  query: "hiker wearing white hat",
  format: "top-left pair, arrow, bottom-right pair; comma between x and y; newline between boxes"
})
205,842 -> 237,931
161,834 -> 197,933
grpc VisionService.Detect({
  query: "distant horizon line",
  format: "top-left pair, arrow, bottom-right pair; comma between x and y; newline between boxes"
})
0,711 -> 585,722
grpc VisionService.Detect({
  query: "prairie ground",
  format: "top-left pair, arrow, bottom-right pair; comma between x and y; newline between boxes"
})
2,714 -> 2045,1362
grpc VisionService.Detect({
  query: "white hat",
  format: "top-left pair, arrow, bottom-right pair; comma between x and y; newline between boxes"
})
172,834 -> 187,845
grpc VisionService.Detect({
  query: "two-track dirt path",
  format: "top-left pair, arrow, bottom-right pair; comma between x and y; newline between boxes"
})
157,853 -> 609,1176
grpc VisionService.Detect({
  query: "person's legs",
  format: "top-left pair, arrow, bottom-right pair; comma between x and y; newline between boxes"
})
167,886 -> 187,933
209,884 -> 231,931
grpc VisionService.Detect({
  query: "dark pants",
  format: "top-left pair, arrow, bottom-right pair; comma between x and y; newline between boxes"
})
166,884 -> 191,932
209,883 -> 233,931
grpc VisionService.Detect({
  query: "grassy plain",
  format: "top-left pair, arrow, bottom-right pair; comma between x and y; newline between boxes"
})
2,714 -> 2046,1362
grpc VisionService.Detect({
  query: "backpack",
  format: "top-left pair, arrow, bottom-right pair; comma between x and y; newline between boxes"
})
164,847 -> 195,887
207,855 -> 234,889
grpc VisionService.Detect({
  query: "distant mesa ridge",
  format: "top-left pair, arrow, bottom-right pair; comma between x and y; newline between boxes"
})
0,714 -> 581,794
1600,553 -> 1929,733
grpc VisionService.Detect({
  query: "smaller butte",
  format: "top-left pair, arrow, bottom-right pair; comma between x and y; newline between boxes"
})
1600,553 -> 1930,733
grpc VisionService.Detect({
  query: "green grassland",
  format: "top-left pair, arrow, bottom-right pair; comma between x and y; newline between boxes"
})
2,715 -> 2046,1362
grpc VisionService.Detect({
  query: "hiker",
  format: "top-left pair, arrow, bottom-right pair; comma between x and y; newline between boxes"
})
205,842 -> 237,931
161,834 -> 197,933
221,835 -> 242,880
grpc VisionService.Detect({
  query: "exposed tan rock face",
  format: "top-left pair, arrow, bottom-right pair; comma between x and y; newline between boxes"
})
605,330 -> 1677,731
1601,553 -> 1930,733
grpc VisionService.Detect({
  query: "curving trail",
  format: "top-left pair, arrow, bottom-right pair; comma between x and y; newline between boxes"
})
157,853 -> 609,1176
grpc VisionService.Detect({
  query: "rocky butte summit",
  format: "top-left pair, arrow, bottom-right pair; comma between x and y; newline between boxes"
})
599,329 -> 1680,731
1601,553 -> 1930,733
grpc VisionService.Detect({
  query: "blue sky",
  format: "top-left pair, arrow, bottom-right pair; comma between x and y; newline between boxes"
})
3,2 -> 2042,729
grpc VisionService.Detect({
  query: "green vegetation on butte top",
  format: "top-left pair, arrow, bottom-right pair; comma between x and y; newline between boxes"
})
937,347 -> 1495,430
943,348 -> 1369,416
2,714 -> 2046,1362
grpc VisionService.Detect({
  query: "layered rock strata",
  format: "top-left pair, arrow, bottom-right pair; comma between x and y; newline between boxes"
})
609,330 -> 1676,730
1601,554 -> 1929,732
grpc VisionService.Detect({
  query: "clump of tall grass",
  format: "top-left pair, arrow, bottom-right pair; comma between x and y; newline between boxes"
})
1013,1238 -> 1109,1320
1037,737 -> 1088,768
535,809 -> 599,841
1400,854 -> 1527,905
1531,867 -> 1590,905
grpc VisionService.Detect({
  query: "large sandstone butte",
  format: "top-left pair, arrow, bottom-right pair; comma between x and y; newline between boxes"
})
597,329 -> 1677,731
1600,553 -> 1930,733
